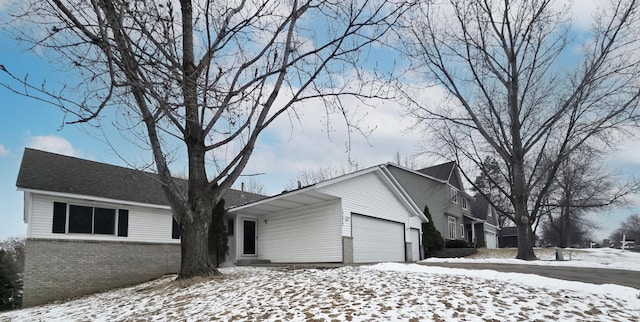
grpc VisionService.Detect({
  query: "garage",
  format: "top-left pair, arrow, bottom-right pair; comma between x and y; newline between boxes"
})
410,228 -> 421,261
485,230 -> 498,248
352,214 -> 405,263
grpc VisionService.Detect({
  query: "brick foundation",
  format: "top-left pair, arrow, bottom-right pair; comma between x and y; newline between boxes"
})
23,238 -> 180,307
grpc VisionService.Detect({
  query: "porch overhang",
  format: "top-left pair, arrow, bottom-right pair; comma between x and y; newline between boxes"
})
227,189 -> 339,217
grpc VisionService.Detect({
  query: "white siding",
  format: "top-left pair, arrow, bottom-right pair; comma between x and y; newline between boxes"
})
352,215 -> 405,262
246,200 -> 342,263
318,172 -> 418,241
27,193 -> 178,244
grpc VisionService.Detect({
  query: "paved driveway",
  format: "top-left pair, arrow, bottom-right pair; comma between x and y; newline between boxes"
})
419,262 -> 640,289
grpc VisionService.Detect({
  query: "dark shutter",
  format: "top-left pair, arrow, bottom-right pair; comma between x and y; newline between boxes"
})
227,219 -> 234,236
118,210 -> 129,237
52,202 -> 67,234
172,218 -> 180,239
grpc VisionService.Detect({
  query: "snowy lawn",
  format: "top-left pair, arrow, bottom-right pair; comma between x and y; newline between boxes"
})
423,247 -> 640,271
1,263 -> 639,321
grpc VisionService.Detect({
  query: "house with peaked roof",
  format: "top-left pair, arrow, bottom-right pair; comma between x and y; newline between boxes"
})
225,165 -> 427,265
17,149 -> 427,306
467,194 -> 500,248
16,148 -> 265,307
385,161 -> 472,242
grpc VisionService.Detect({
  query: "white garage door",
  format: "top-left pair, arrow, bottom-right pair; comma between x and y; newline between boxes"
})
485,231 -> 498,249
410,228 -> 421,261
352,215 -> 405,263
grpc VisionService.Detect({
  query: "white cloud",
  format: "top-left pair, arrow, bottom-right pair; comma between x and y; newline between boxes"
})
26,135 -> 77,157
0,144 -> 9,157
239,83 -> 449,194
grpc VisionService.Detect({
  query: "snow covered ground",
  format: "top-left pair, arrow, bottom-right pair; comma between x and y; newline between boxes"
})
424,247 -> 640,271
1,249 -> 639,321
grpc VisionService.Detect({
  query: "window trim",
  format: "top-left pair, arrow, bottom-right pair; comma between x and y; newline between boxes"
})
450,187 -> 459,204
52,202 -> 128,237
447,216 -> 456,239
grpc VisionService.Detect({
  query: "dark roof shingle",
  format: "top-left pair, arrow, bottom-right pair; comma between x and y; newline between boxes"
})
16,148 -> 265,207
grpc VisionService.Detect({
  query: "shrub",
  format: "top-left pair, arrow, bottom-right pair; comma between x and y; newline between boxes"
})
0,237 -> 24,311
208,199 -> 228,267
445,239 -> 470,248
422,206 -> 444,257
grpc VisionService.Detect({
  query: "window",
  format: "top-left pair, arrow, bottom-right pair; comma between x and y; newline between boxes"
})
448,216 -> 456,239
462,197 -> 468,210
451,188 -> 458,204
52,202 -> 128,236
460,224 -> 465,238
172,218 -> 180,239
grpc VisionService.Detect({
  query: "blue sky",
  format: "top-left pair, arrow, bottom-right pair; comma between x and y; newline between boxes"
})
1,1 -> 639,243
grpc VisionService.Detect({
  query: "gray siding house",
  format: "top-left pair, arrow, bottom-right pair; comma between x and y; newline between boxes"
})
386,162 -> 472,241
467,194 -> 500,248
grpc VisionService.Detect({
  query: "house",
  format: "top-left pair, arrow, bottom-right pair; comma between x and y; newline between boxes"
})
499,226 -> 519,248
16,148 -> 265,307
385,161 -> 473,243
224,165 -> 427,265
466,194 -> 500,248
16,149 -> 427,306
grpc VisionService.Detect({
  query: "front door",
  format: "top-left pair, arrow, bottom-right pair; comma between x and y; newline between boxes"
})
243,219 -> 257,255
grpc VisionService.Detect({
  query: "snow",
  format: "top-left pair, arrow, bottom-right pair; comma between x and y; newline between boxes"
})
1,249 -> 639,321
422,247 -> 640,271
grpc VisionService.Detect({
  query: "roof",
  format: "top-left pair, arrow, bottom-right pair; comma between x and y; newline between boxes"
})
16,148 -> 265,207
499,226 -> 518,237
229,165 -> 427,222
417,161 -> 462,189
470,194 -> 490,220
417,161 -> 456,181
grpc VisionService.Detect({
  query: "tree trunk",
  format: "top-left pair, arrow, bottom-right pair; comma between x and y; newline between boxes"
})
178,208 -> 218,278
513,162 -> 537,260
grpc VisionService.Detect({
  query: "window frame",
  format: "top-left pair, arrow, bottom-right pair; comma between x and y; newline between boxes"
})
461,197 -> 468,210
52,202 -> 128,237
447,216 -> 456,239
450,187 -> 459,204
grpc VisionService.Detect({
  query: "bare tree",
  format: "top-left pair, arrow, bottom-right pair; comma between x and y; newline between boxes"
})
284,161 -> 361,190
541,148 -> 636,247
2,0 -> 412,277
391,150 -> 424,169
236,176 -> 266,195
610,214 -> 640,246
401,0 -> 640,259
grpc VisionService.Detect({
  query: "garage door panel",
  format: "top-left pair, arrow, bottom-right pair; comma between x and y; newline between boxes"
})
485,231 -> 497,249
352,215 -> 404,263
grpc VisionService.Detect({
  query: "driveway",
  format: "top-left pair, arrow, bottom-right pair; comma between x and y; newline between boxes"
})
419,262 -> 640,289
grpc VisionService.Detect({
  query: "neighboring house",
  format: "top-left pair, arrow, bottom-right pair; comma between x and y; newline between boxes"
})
467,194 -> 500,248
224,165 -> 427,265
17,149 -> 427,306
499,226 -> 519,248
16,148 -> 264,307
385,161 -> 473,242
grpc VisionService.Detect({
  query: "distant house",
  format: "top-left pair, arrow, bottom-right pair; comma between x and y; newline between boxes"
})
386,161 -> 473,242
466,194 -> 500,248
16,148 -> 265,307
17,149 -> 427,306
499,226 -> 519,248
